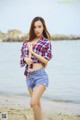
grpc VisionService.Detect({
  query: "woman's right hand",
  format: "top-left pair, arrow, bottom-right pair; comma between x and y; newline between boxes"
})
24,57 -> 33,65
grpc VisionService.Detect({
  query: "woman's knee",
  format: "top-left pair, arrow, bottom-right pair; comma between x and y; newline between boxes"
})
30,99 -> 39,108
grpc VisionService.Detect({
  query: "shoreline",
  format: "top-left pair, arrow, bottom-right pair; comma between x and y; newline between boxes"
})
0,39 -> 80,42
0,91 -> 80,104
0,93 -> 80,120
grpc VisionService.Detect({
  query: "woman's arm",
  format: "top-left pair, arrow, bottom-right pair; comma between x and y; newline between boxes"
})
20,42 -> 32,67
23,57 -> 33,65
31,50 -> 48,65
28,43 -> 48,65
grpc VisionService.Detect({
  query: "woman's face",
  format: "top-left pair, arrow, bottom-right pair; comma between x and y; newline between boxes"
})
34,20 -> 44,37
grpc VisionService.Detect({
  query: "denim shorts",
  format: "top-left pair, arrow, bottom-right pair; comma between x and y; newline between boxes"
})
26,68 -> 49,90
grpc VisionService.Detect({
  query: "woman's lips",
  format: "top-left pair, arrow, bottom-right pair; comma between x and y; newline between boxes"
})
35,32 -> 40,35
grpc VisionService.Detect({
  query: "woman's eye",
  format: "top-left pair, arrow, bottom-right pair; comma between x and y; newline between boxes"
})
34,26 -> 41,28
38,26 -> 41,28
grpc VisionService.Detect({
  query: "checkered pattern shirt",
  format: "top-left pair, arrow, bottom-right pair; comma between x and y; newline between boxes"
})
20,36 -> 53,76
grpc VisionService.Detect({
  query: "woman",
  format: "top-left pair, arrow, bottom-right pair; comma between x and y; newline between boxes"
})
20,16 -> 53,120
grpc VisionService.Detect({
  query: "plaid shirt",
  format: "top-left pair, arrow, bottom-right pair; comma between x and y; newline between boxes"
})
20,36 -> 53,76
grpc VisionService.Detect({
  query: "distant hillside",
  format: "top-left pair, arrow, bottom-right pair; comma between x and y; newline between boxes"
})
51,34 -> 80,40
0,29 -> 80,42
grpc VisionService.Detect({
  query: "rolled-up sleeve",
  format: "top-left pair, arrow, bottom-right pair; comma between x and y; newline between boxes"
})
43,42 -> 53,61
20,43 -> 26,67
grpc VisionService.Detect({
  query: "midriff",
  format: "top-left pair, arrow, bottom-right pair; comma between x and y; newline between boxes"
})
28,63 -> 43,72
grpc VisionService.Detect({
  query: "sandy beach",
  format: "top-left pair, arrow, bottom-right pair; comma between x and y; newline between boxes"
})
0,93 -> 80,120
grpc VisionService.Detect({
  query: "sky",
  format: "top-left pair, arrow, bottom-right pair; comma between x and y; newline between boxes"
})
0,0 -> 80,35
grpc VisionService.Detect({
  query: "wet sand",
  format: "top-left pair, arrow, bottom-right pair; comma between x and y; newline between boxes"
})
0,94 -> 80,120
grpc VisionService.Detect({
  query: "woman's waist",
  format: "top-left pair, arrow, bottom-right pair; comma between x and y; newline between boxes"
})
28,63 -> 43,72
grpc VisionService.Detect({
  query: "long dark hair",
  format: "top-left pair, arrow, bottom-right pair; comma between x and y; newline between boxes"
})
27,17 -> 50,41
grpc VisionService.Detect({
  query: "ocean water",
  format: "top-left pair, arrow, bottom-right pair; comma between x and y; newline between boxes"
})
0,40 -> 80,103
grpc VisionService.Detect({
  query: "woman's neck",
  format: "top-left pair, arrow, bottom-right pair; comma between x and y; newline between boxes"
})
35,35 -> 43,41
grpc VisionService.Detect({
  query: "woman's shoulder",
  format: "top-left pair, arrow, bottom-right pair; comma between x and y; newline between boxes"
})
42,37 -> 51,45
22,40 -> 28,46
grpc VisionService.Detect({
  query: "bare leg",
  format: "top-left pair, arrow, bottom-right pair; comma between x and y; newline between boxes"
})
28,87 -> 42,108
30,85 -> 45,120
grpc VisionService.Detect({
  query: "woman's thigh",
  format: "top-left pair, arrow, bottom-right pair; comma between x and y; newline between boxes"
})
30,84 -> 45,104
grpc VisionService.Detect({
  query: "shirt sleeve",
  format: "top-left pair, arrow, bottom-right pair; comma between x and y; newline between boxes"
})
43,41 -> 53,61
20,42 -> 28,67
